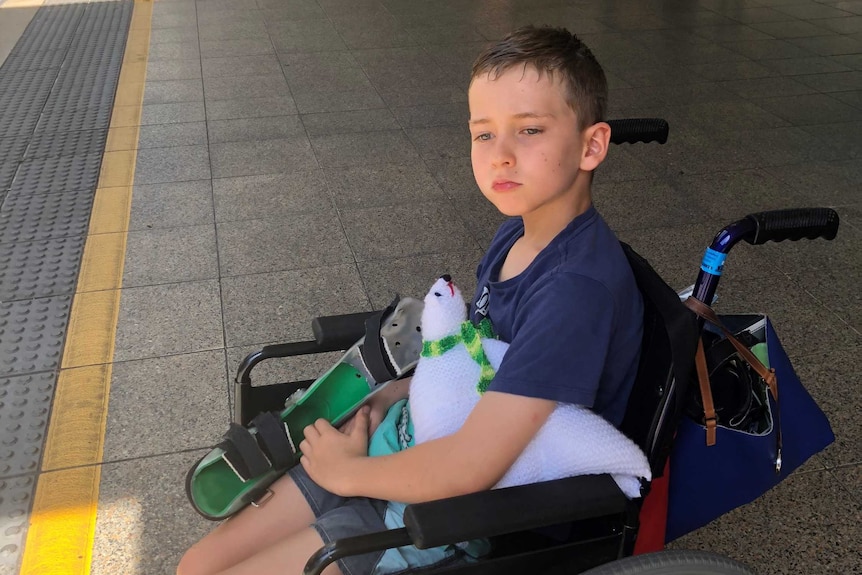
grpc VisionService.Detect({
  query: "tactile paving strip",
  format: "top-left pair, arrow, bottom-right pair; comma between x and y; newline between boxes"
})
2,4 -> 84,60
24,129 -> 109,160
0,237 -> 86,301
35,105 -> 114,134
0,373 -> 53,476
0,49 -> 67,76
0,296 -> 71,376
0,137 -> 28,165
50,50 -> 124,85
0,1 -> 133,568
0,74 -> 56,123
0,188 -> 96,243
0,110 -> 42,141
0,474 -> 36,574
9,153 -> 103,197
0,63 -> 61,93
0,163 -> 18,194
43,81 -> 118,114
0,85 -> 52,113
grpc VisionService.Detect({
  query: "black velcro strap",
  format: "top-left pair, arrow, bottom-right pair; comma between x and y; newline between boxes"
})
221,423 -> 271,481
359,297 -> 399,384
251,411 -> 295,470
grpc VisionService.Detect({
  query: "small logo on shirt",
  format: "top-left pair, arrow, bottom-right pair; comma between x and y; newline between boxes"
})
475,286 -> 489,318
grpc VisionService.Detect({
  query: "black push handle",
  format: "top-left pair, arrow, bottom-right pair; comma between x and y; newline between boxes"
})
608,118 -> 669,145
744,208 -> 839,245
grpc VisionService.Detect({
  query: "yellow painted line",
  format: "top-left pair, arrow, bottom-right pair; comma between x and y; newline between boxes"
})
0,0 -> 45,8
42,365 -> 113,470
114,82 -> 146,107
19,0 -> 153,572
19,467 -> 103,574
99,149 -> 137,188
76,233 -> 128,293
105,128 -> 140,152
60,290 -> 124,369
110,105 -> 142,128
89,187 -> 132,234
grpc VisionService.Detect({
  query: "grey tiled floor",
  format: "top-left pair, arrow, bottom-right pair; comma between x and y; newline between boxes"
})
92,0 -> 861,572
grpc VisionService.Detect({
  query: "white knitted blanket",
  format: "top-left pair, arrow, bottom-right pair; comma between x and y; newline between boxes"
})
409,278 -> 651,498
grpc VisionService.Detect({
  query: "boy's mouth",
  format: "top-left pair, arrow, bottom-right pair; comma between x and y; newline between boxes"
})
492,180 -> 521,191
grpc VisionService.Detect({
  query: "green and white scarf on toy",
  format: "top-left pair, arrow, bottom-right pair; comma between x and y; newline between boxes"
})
421,317 -> 498,394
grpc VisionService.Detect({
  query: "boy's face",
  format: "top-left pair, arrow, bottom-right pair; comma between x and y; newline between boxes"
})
468,66 -> 590,221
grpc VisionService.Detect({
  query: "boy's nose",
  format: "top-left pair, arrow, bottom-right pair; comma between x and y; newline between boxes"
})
492,138 -> 515,167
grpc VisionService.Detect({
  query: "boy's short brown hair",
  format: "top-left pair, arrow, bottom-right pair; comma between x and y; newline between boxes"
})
471,26 -> 608,130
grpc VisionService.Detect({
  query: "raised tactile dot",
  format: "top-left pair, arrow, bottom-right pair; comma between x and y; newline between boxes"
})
0,372 -> 53,479
0,473 -> 32,568
0,163 -> 19,193
0,299 -> 70,374
0,189 -> 96,243
35,105 -> 113,133
1,544 -> 17,557
10,153 -> 102,196
0,236 -> 85,301
25,129 -> 108,160
0,138 -> 28,165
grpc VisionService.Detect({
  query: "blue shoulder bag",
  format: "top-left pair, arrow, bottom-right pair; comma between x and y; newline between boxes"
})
665,300 -> 835,542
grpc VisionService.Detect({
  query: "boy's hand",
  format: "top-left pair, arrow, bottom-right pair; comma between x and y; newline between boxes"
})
361,392 -> 390,436
300,406 -> 370,495
338,397 -> 386,437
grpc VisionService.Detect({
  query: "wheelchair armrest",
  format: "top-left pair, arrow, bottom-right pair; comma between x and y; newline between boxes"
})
312,310 -> 377,349
304,528 -> 413,575
235,310 -> 379,385
235,340 -> 339,385
404,474 -> 630,549
233,309 -> 383,425
303,474 -> 631,575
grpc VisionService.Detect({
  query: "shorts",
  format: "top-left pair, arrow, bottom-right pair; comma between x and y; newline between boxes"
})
287,465 -> 475,575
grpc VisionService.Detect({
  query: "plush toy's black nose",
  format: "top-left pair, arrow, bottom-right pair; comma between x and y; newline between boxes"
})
441,274 -> 452,282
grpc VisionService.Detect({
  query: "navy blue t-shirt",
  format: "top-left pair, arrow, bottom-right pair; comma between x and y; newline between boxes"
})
470,206 -> 643,427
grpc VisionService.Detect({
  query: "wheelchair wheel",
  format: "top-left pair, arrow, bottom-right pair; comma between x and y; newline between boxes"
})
580,550 -> 756,574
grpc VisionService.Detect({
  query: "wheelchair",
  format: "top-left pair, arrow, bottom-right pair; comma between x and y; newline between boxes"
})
225,119 -> 839,575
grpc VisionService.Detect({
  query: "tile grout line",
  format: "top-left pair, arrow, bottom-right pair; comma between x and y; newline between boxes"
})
18,0 -> 151,572
193,0 -> 233,422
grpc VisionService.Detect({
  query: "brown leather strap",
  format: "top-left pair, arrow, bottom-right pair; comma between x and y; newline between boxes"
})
695,337 -> 717,446
684,297 -> 784,471
683,297 -> 778,402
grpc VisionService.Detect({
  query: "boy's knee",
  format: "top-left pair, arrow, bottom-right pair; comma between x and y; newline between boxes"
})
176,546 -> 209,575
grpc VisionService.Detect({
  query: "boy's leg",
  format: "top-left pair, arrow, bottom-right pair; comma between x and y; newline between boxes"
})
178,472 -> 316,575
214,527 -> 342,575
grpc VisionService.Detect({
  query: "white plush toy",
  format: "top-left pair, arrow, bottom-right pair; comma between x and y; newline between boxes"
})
409,276 -> 651,498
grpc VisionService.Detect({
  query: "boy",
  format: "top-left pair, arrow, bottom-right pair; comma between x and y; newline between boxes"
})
178,25 -> 643,575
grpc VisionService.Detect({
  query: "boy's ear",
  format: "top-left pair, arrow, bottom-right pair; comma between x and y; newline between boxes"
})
579,122 -> 611,172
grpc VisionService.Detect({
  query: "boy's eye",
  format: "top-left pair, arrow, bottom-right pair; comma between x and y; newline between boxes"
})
473,133 -> 492,142
522,128 -> 542,135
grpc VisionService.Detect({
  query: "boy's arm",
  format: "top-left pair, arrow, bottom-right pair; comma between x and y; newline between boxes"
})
300,390 -> 556,503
